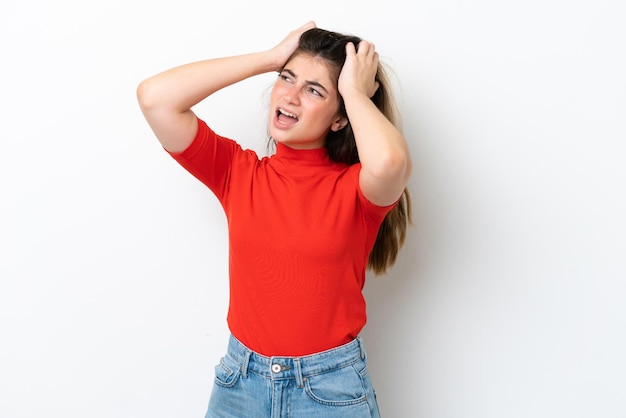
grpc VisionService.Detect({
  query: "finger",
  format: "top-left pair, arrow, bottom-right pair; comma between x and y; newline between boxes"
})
357,40 -> 376,56
345,42 -> 357,56
293,21 -> 316,37
367,44 -> 377,61
356,40 -> 368,56
302,21 -> 316,30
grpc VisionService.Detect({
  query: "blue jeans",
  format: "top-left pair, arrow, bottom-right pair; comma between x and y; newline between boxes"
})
205,334 -> 381,418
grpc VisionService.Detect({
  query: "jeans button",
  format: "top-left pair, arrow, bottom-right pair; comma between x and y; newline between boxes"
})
271,364 -> 281,373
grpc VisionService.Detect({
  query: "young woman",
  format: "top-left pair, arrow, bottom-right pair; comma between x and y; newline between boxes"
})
137,21 -> 411,418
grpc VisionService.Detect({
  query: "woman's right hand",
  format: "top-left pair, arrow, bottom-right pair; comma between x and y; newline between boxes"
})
268,21 -> 316,71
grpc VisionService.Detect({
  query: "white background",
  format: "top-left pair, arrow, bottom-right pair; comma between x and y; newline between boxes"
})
1,0 -> 625,417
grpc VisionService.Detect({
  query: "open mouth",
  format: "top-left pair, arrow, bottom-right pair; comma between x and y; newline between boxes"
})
276,108 -> 299,125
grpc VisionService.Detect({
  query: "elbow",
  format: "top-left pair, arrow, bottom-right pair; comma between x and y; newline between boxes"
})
370,148 -> 412,184
136,77 -> 160,112
403,152 -> 413,182
136,78 -> 167,113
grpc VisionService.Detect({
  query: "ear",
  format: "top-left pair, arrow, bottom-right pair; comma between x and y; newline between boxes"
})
330,116 -> 348,132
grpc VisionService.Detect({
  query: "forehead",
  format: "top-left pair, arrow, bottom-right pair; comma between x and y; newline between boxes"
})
284,54 -> 337,87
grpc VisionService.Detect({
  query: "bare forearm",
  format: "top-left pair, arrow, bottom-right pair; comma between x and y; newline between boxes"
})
136,51 -> 281,152
337,40 -> 411,205
137,22 -> 315,152
344,92 -> 411,179
137,51 -> 279,114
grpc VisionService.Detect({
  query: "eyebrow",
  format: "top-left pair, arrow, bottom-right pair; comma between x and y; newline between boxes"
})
282,68 -> 330,95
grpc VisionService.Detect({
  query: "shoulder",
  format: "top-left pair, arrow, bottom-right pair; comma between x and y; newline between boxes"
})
172,118 -> 261,163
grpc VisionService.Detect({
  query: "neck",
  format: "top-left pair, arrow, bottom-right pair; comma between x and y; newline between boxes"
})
275,142 -> 329,162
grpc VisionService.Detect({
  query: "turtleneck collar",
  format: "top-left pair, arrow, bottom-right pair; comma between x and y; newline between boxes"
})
274,142 -> 330,164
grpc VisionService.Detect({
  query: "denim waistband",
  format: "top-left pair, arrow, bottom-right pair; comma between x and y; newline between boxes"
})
226,334 -> 367,387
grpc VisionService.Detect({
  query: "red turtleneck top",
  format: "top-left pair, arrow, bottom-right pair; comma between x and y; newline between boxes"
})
168,118 -> 395,356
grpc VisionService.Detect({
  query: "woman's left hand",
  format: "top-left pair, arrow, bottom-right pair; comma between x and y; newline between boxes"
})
338,41 -> 380,99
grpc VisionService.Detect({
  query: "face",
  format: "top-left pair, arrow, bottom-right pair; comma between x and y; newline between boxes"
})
269,54 -> 347,150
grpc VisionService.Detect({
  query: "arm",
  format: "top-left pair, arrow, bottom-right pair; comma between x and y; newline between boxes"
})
338,42 -> 412,207
136,22 -> 316,153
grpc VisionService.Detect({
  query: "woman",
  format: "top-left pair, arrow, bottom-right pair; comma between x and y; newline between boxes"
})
137,21 -> 411,418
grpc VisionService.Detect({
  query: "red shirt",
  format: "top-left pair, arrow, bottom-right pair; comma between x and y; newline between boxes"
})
169,119 -> 395,356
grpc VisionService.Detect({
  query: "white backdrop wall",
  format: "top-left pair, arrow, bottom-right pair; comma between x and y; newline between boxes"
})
1,0 -> 624,417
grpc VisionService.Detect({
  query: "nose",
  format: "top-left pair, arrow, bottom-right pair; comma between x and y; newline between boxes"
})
283,86 -> 301,105
283,94 -> 299,106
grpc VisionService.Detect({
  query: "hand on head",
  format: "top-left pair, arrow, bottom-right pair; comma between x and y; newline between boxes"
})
270,21 -> 317,71
339,40 -> 380,99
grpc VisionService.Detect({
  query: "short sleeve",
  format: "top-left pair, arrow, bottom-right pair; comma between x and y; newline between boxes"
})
348,163 -> 399,224
167,118 -> 240,201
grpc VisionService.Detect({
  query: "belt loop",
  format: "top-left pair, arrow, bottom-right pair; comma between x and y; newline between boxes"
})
358,337 -> 366,360
241,350 -> 251,379
294,358 -> 304,388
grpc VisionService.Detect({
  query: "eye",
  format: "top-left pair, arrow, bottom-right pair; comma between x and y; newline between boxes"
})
278,73 -> 293,84
307,87 -> 323,97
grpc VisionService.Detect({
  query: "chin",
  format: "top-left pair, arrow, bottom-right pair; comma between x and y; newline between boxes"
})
270,132 -> 297,146
269,127 -> 286,143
